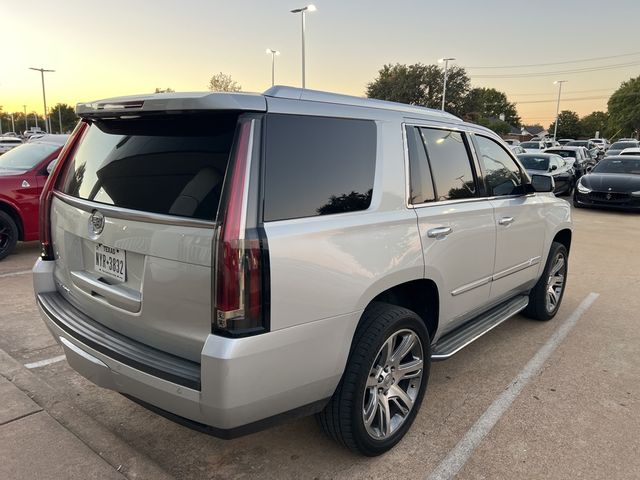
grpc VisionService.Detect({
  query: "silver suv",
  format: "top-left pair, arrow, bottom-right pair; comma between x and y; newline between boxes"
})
33,87 -> 572,455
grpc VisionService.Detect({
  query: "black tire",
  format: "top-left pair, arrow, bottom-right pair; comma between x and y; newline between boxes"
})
0,211 -> 18,261
523,242 -> 568,321
317,302 -> 431,456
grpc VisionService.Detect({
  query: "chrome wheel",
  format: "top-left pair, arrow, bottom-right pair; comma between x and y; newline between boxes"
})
546,253 -> 566,313
362,329 -> 424,440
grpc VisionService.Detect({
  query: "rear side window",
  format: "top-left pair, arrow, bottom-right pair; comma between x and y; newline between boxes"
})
420,128 -> 477,201
263,114 -> 376,222
60,114 -> 239,221
406,126 -> 435,204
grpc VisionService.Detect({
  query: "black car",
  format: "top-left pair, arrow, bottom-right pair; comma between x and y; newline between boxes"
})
544,147 -> 596,177
518,153 -> 576,196
573,155 -> 640,211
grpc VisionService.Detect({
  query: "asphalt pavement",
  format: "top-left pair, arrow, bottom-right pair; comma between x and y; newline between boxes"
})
0,205 -> 638,480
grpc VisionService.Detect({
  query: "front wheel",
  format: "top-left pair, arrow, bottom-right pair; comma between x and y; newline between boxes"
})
523,242 -> 568,321
0,211 -> 18,261
317,302 -> 431,456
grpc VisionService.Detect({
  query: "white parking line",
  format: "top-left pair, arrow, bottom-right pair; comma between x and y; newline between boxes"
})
24,355 -> 66,369
0,269 -> 31,279
427,292 -> 600,480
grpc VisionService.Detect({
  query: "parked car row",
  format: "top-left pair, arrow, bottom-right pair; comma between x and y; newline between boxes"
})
0,135 -> 68,259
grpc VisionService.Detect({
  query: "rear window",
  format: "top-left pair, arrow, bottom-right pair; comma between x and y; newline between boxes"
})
611,142 -> 638,149
263,114 -> 376,222
521,142 -> 540,148
59,114 -> 239,221
0,138 -> 22,144
546,149 -> 577,158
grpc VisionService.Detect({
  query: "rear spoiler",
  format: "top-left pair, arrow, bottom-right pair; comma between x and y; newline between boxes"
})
76,92 -> 267,118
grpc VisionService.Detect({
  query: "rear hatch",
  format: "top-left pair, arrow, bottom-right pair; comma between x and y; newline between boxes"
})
50,112 -> 246,362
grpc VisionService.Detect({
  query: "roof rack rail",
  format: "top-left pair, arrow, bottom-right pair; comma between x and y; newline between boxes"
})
263,86 -> 462,121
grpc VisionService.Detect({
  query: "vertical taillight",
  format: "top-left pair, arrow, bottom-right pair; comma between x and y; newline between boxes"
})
39,121 -> 88,260
214,119 -> 269,337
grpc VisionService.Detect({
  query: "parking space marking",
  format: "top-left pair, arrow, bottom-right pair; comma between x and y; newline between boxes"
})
427,292 -> 600,480
0,269 -> 32,279
24,355 -> 66,369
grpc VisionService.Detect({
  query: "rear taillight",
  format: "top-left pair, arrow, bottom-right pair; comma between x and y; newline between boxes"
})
214,119 -> 269,337
39,121 -> 88,260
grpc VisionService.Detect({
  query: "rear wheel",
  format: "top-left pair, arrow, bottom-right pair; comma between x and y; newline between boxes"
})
0,211 -> 18,261
317,302 -> 430,456
523,242 -> 568,321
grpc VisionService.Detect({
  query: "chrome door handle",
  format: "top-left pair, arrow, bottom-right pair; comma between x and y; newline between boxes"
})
427,226 -> 453,238
498,216 -> 515,226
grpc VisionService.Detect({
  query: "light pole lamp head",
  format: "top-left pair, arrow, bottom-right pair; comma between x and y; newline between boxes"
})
438,57 -> 455,63
553,80 -> 567,85
291,4 -> 316,13
266,49 -> 280,55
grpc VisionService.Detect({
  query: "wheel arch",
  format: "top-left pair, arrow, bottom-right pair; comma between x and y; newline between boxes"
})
553,228 -> 572,254
360,278 -> 440,342
0,200 -> 24,241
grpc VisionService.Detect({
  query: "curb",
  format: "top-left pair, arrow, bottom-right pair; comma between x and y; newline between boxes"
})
0,347 -> 174,480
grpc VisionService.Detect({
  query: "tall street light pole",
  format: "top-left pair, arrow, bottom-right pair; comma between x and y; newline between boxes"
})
266,49 -> 280,87
553,80 -> 567,142
23,105 -> 28,132
439,57 -> 455,111
290,4 -> 316,89
29,67 -> 55,133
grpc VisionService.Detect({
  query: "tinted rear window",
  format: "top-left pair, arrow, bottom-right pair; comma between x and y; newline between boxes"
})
546,149 -> 577,158
610,142 -> 638,149
60,114 -> 238,221
263,114 -> 376,222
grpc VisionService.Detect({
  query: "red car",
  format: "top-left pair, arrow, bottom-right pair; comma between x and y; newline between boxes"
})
0,135 -> 69,260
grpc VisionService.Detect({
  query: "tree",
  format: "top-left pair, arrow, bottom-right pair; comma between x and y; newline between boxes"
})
579,111 -> 609,139
548,110 -> 581,139
462,87 -> 520,127
207,72 -> 241,92
154,87 -> 175,93
608,76 -> 640,138
49,103 -> 77,134
366,63 -> 470,116
477,117 -> 512,136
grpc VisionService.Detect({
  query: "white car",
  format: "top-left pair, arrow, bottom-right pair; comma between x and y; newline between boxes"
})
33,87 -> 572,456
620,147 -> 640,156
589,138 -> 609,151
0,137 -> 23,154
521,140 -> 545,153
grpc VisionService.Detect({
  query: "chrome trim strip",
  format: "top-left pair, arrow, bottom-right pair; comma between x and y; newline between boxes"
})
431,296 -> 529,360
53,191 -> 216,229
451,276 -> 493,296
492,256 -> 542,282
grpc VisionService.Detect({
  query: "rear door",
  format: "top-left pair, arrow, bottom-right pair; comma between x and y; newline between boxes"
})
407,125 -> 496,334
471,134 -> 546,304
51,112 -> 246,362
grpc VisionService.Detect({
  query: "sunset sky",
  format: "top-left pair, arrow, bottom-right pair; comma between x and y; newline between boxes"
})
2,0 -> 639,128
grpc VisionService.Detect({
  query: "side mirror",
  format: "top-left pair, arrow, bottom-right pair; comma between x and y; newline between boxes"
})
550,164 -> 558,171
586,166 -> 593,173
530,174 -> 555,193
46,158 -> 58,175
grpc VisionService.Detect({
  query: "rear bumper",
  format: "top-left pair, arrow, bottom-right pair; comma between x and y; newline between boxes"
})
33,259 -> 358,436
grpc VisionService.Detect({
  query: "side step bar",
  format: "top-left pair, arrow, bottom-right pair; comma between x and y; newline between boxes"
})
431,295 -> 529,360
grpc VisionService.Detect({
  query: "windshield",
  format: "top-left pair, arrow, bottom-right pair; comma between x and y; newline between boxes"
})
592,158 -> 640,175
567,141 -> 587,147
610,142 -> 638,150
521,142 -> 540,148
0,143 -> 59,170
519,155 -> 550,171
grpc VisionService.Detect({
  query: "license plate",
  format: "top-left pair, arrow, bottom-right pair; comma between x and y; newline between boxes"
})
94,244 -> 126,282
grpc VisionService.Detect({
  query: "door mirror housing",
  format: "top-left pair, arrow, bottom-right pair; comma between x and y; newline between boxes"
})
530,174 -> 554,193
46,158 -> 59,175
550,164 -> 558,171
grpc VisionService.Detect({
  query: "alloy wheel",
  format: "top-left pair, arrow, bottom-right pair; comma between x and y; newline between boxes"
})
362,329 -> 424,440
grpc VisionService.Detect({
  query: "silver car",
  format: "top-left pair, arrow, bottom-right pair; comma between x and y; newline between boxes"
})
34,87 -> 572,455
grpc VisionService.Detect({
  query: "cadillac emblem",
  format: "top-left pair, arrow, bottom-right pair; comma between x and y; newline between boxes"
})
89,210 -> 105,235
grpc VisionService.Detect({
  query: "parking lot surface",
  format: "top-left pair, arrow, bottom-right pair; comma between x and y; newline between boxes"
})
1,205 -> 639,480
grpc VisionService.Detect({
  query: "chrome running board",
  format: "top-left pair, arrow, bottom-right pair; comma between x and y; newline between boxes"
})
431,295 -> 529,360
